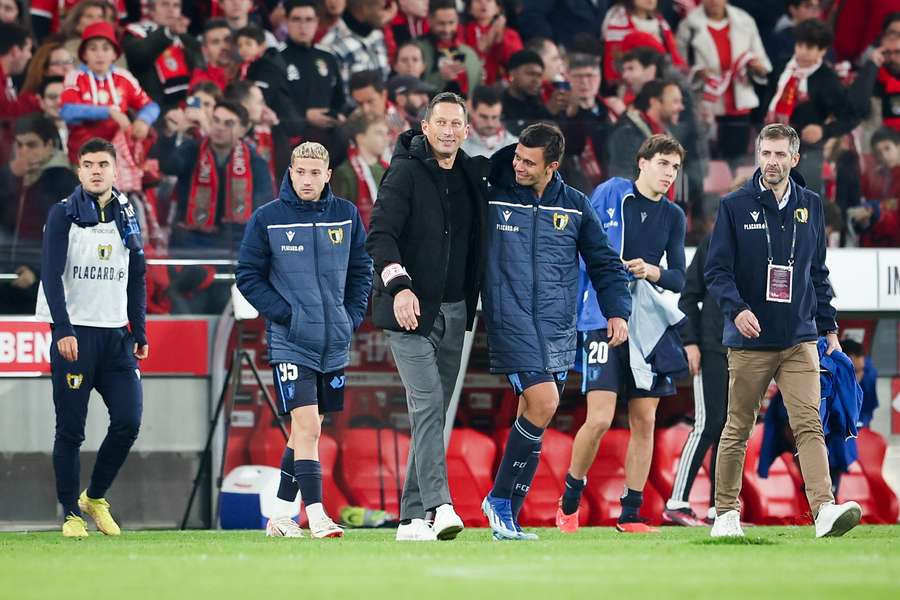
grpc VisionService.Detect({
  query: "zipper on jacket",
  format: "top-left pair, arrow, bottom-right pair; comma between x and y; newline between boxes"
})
313,223 -> 329,371
531,202 -> 548,372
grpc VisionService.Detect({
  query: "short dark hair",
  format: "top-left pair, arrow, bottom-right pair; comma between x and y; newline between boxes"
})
871,127 -> 900,150
566,52 -> 601,72
234,25 -> 266,45
793,18 -> 832,49
189,80 -> 224,101
621,46 -> 663,71
284,0 -> 320,17
470,85 -> 503,110
841,338 -> 864,357
0,22 -> 30,56
224,79 -> 257,105
636,134 -> 686,166
349,69 -> 385,94
39,75 -> 64,98
78,138 -> 117,161
518,122 -> 565,165
428,0 -> 457,15
424,91 -> 467,121
757,123 -> 801,155
15,114 -> 61,147
215,100 -> 250,128
883,11 -> 900,34
203,17 -> 232,36
634,79 -> 677,112
524,36 -> 552,55
343,109 -> 385,139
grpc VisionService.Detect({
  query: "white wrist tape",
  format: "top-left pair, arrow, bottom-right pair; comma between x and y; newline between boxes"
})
382,263 -> 410,287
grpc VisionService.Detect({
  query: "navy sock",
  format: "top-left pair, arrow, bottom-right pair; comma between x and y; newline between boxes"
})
277,447 -> 298,502
619,488 -> 644,522
511,443 -> 542,520
294,459 -> 323,506
561,473 -> 586,516
492,416 -> 544,499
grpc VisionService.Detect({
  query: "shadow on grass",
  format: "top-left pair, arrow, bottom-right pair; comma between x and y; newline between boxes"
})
692,537 -> 778,546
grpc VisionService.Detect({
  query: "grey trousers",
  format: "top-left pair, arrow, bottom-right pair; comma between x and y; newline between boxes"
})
385,301 -> 467,520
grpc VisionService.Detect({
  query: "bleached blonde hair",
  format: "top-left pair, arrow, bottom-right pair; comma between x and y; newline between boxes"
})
291,142 -> 330,166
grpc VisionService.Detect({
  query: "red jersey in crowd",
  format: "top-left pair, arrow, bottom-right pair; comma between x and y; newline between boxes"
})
461,22 -> 523,84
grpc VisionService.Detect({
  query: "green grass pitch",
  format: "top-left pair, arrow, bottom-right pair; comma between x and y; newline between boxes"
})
2,526 -> 898,600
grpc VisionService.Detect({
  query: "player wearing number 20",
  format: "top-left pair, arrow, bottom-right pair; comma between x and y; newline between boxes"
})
556,134 -> 688,534
236,142 -> 373,539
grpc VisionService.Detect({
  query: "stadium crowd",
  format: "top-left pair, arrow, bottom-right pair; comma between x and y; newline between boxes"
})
2,0 -> 900,317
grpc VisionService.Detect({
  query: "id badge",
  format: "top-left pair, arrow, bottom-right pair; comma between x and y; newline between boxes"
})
766,263 -> 793,303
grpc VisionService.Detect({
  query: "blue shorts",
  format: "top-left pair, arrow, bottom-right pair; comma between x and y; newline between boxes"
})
506,371 -> 568,397
272,363 -> 345,415
580,329 -> 676,398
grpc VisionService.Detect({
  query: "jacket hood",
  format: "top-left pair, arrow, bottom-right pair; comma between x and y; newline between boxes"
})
278,169 -> 333,211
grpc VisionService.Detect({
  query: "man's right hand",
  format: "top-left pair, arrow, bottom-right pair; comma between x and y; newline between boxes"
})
57,336 -> 78,362
685,344 -> 701,376
607,317 -> 628,347
306,108 -> 339,128
734,309 -> 761,339
394,289 -> 420,331
108,107 -> 132,132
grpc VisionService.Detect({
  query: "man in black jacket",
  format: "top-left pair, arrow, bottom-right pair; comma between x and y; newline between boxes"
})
366,92 -> 489,543
663,228 -> 727,527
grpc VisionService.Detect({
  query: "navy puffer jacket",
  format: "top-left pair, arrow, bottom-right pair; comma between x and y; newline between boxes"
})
482,144 -> 631,373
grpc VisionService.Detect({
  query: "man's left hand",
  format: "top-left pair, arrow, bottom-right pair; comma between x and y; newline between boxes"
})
624,258 -> 660,282
607,317 -> 628,347
825,333 -> 841,356
134,343 -> 149,360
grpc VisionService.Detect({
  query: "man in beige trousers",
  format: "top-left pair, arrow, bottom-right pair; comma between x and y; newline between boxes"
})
704,123 -> 862,538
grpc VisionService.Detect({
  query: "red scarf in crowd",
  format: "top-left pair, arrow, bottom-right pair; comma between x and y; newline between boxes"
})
347,144 -> 388,229
767,58 -> 820,124
185,139 -> 254,231
877,66 -> 900,132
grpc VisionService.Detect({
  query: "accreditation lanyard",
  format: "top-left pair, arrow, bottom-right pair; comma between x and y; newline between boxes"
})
761,206 -> 797,303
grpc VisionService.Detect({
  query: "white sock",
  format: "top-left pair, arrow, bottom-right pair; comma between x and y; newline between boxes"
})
666,499 -> 691,511
305,502 -> 327,523
273,497 -> 299,518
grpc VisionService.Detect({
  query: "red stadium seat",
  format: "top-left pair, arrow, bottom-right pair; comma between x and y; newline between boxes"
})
704,160 -> 732,193
649,423 -> 712,519
836,461 -> 886,524
848,429 -> 899,524
741,424 -> 808,524
583,428 -> 664,525
447,429 -> 497,526
337,428 -> 410,516
493,428 -> 591,527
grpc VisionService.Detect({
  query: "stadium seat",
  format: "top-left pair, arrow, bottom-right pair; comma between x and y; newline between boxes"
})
703,160 -> 732,193
649,423 -> 712,519
848,428 -> 899,524
493,428 -> 591,527
337,428 -> 410,516
741,424 -> 808,524
446,429 -> 497,526
582,428 -> 664,525
836,461 -> 885,524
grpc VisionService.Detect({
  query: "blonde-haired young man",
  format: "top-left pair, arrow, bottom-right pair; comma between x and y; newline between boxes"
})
236,142 -> 373,539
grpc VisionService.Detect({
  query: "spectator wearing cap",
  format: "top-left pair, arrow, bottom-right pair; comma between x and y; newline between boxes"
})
331,110 -> 390,228
388,74 -> 433,127
57,1 -> 127,72
462,0 -> 523,84
123,0 -> 202,111
518,0 -> 607,49
190,18 -> 235,92
461,84 -> 517,158
280,0 -> 346,139
766,19 -> 857,194
501,50 -> 552,136
157,99 -> 272,253
60,21 -> 160,163
416,0 -> 483,97
677,0 -> 771,172
393,41 -> 427,79
318,0 -> 390,95
602,0 -> 685,87
350,70 -> 408,155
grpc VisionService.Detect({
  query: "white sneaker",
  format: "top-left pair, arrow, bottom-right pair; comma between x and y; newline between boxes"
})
432,504 -> 464,540
309,515 -> 344,539
266,516 -> 304,538
396,518 -> 437,541
815,501 -> 862,538
710,510 -> 744,538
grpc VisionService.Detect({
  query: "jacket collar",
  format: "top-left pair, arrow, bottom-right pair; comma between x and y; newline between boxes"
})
746,168 -> 808,213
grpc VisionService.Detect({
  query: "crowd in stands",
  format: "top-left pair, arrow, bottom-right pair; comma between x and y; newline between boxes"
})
2,0 -> 900,315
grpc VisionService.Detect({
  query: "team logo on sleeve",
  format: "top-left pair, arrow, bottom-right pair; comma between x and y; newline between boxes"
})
97,244 -> 113,260
794,208 -> 808,223
66,373 -> 84,390
328,228 -> 344,244
552,213 -> 569,231
330,375 -> 346,389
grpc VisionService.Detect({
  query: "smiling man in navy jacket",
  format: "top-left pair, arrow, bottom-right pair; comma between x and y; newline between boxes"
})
704,123 -> 861,539
236,141 -> 373,540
